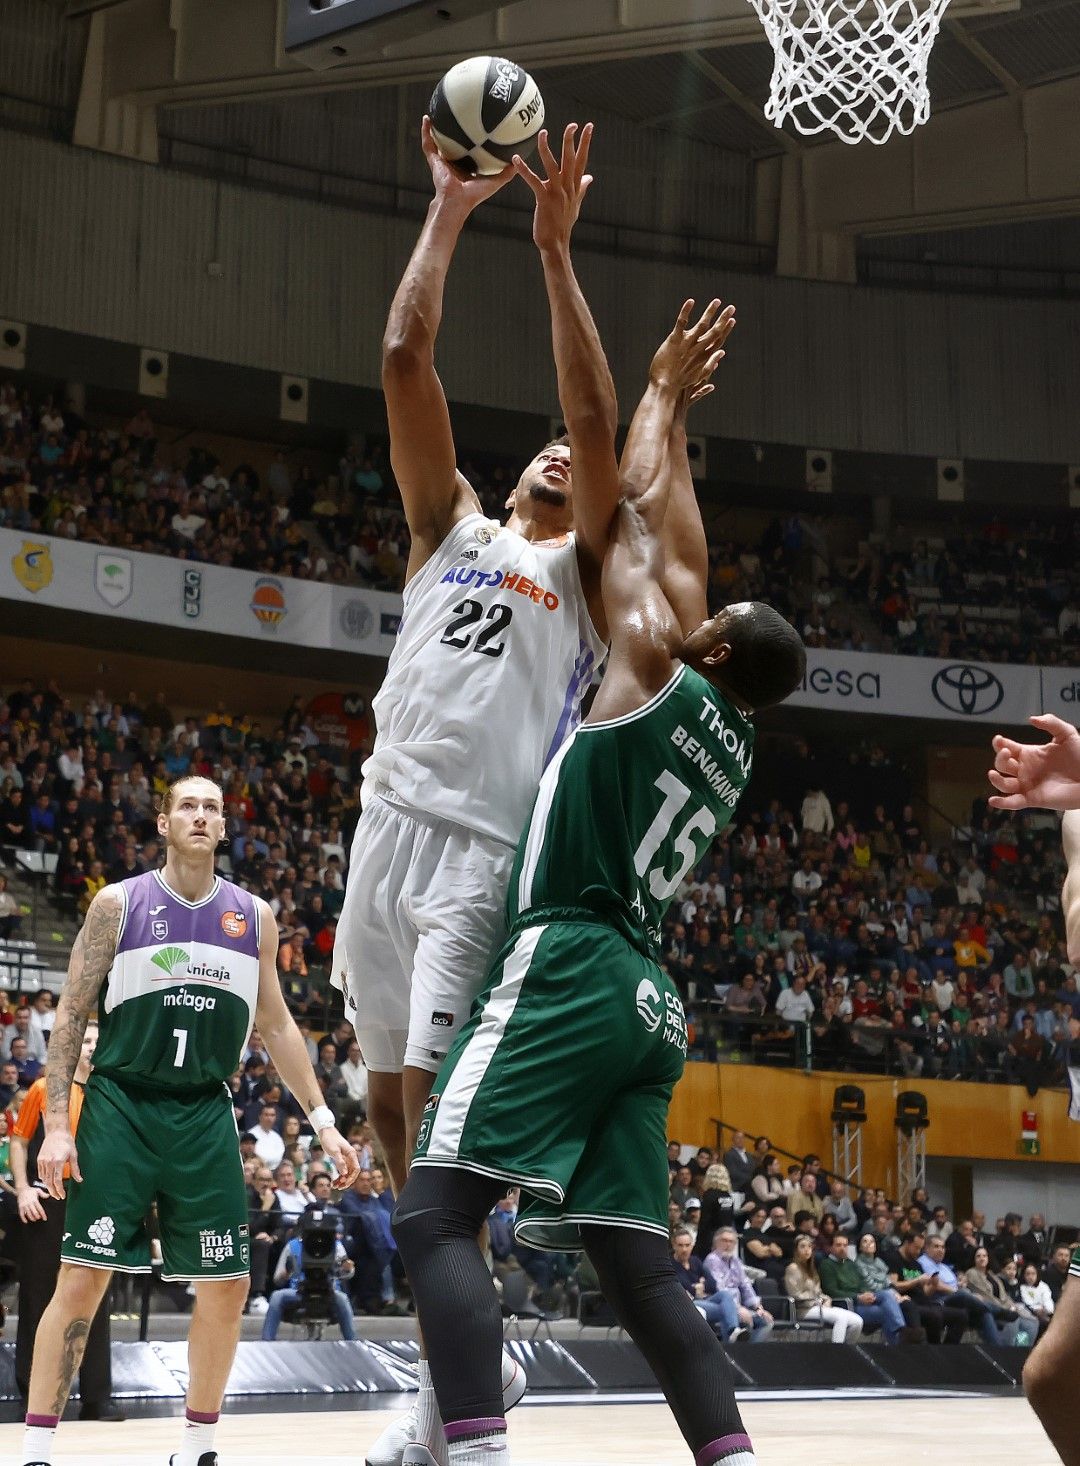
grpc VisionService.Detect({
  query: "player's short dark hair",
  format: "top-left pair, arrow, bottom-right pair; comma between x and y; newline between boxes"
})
543,434 -> 570,452
722,603 -> 806,711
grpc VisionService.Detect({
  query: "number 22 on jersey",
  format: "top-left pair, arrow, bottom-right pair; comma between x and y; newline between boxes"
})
441,599 -> 513,658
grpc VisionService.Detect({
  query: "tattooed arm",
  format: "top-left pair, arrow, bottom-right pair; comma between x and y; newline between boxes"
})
37,885 -> 122,1199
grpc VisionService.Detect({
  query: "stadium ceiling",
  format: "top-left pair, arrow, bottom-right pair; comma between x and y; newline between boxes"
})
61,0 -> 1080,135
65,0 -> 1080,276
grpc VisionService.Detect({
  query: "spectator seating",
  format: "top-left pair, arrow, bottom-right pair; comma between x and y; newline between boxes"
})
2,380 -> 1077,664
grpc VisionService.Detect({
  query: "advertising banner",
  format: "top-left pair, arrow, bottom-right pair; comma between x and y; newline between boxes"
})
0,528 -> 1071,728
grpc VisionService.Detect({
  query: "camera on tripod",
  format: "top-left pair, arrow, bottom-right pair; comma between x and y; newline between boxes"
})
296,1209 -> 339,1321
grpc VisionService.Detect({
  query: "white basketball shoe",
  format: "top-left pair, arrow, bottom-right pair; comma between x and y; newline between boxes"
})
366,1350 -> 526,1466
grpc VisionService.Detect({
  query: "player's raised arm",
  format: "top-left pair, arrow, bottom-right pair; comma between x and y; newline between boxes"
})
513,125 -> 619,622
988,715 -> 1080,811
619,300 -> 730,540
655,308 -> 735,634
383,118 -> 513,577
35,885 -> 122,1197
593,300 -> 728,693
1062,811 -> 1080,965
252,898 -> 360,1188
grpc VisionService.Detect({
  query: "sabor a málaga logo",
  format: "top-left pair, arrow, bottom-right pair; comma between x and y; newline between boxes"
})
930,663 -> 1005,717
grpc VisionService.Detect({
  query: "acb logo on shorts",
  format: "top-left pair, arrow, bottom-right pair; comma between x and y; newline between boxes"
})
416,1093 -> 439,1152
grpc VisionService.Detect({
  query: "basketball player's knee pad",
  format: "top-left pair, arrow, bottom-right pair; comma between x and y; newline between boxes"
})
393,1167 -> 506,1264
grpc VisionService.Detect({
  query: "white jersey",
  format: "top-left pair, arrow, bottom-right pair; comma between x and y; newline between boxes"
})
363,513 -> 606,847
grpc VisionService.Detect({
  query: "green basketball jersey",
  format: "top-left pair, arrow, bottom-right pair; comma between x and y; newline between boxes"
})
508,664 -> 754,954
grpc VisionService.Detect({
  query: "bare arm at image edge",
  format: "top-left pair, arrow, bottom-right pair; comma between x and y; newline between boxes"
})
35,885 -> 122,1197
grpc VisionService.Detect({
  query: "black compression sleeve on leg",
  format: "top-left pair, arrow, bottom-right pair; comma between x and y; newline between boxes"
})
582,1224 -> 752,1460
392,1166 -> 509,1424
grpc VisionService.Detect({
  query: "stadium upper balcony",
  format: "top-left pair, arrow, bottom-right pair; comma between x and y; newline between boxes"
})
2,381 -> 1077,670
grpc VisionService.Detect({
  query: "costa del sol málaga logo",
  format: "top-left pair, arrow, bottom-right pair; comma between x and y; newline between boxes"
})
635,978 -> 663,1033
930,663 -> 1005,717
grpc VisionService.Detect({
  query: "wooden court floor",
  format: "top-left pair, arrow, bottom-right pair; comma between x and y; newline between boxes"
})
0,1397 -> 1056,1465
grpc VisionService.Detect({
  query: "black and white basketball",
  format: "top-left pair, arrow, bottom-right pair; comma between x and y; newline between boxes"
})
429,56 -> 545,176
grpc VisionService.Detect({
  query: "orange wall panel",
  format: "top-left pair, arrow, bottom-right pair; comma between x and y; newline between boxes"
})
668,1064 -> 1078,1196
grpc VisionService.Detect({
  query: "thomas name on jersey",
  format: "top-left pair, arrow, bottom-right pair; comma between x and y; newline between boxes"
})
670,693 -> 753,809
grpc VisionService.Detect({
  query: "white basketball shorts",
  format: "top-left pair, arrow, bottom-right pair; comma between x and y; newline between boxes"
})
332,794 -> 514,1075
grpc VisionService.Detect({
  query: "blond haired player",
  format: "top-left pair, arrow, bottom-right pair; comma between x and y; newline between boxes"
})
21,775 -> 359,1466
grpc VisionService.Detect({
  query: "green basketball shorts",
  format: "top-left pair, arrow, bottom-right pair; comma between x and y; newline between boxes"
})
412,916 -> 688,1251
62,1072 -> 250,1281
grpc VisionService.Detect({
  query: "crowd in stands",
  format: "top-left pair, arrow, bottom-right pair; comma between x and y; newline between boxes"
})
0,383 -> 511,594
0,673 -> 1074,1090
663,735 -> 1076,1089
6,987 -> 1074,1342
0,677 -> 362,1012
2,381 -> 1077,665
668,1131 -> 1072,1348
0,662 -> 1074,1335
706,516 -> 1080,667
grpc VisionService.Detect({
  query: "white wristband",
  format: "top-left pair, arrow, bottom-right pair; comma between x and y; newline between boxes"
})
308,1105 -> 336,1133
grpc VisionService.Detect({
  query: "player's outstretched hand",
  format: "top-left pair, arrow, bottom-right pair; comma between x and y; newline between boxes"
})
651,298 -> 736,398
987,714 -> 1080,811
17,1185 -> 47,1223
36,1129 -> 81,1201
322,1127 -> 362,1190
513,123 -> 594,253
422,115 -> 514,212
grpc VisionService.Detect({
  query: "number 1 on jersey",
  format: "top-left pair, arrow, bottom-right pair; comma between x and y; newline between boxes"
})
172,1027 -> 188,1068
633,770 -> 717,902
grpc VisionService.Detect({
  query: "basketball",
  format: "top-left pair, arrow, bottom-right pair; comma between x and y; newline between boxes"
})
429,56 -> 545,176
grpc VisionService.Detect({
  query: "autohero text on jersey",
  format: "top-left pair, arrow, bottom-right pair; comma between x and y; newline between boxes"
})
440,565 -> 560,610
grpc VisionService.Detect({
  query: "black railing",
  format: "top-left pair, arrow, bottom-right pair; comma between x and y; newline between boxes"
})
708,1117 -> 853,1192
688,1000 -> 1072,1094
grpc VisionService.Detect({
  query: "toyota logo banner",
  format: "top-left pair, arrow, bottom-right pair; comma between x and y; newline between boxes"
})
0,521 -> 1072,727
787,648 -> 1052,725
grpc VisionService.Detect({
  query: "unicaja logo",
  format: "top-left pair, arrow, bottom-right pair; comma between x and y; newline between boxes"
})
88,1216 -> 115,1246
635,978 -> 663,1033
931,663 -> 1005,716
151,946 -> 189,977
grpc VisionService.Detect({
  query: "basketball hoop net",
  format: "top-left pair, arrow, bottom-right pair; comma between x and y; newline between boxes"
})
747,0 -> 954,145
